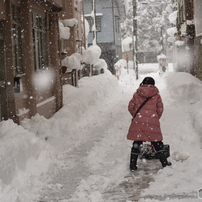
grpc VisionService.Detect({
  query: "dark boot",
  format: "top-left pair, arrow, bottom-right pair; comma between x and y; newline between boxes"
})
130,147 -> 138,171
158,151 -> 172,167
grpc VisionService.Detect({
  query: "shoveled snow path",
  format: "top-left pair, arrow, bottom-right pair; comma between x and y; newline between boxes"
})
38,71 -> 200,202
38,72 -> 138,201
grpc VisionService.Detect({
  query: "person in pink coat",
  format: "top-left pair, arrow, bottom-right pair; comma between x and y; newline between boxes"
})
127,77 -> 171,170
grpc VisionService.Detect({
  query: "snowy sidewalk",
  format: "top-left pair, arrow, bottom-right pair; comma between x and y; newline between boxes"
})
38,72 -> 135,201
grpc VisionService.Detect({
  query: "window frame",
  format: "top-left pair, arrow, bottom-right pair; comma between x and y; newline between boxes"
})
32,13 -> 48,71
12,4 -> 24,74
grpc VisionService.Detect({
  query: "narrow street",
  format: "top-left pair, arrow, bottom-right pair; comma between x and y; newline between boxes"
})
38,71 -> 136,201
38,68 -> 201,202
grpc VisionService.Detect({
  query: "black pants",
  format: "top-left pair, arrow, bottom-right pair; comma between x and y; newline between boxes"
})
132,141 -> 164,153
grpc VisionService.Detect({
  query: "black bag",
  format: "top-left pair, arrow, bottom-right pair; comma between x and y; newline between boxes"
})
139,144 -> 170,160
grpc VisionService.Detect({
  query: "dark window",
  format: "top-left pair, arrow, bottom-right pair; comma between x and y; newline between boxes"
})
85,16 -> 102,32
12,4 -> 24,74
32,13 -> 48,71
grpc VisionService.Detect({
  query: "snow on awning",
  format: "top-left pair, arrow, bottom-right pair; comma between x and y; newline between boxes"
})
82,45 -> 101,65
59,21 -> 70,40
62,53 -> 82,72
62,18 -> 78,27
59,18 -> 78,40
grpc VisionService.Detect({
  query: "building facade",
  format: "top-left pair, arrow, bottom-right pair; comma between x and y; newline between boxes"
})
59,0 -> 85,86
173,0 -> 202,80
84,0 -> 125,74
0,0 -> 84,124
173,0 -> 195,73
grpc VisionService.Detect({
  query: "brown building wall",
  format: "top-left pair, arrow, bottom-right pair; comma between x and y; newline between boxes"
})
0,1 -> 6,20
4,0 -> 17,122
58,0 -> 85,87
59,0 -> 76,56
194,36 -> 202,80
48,12 -> 63,113
1,0 -> 63,123
0,0 -> 85,124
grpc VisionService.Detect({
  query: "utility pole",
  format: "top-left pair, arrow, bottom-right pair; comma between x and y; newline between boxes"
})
92,0 -> 97,45
133,0 -> 138,80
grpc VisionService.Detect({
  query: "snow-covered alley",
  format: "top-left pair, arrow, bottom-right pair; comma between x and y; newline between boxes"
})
37,64 -> 202,202
1,64 -> 202,202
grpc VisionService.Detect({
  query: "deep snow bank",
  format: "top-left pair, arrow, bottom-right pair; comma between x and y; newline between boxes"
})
0,119 -> 61,201
0,71 -> 119,201
140,72 -> 202,200
0,119 -> 45,185
165,72 -> 202,136
22,71 -> 119,141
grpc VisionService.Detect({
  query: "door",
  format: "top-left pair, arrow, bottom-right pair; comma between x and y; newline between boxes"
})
0,21 -> 8,121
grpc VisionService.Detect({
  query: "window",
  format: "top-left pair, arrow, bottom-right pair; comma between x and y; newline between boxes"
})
12,4 -> 24,74
85,15 -> 102,32
32,13 -> 48,70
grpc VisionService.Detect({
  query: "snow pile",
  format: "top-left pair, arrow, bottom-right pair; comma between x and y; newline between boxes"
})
62,18 -> 78,27
122,37 -> 133,52
175,40 -> 184,46
93,58 -> 109,73
168,10 -> 178,25
0,120 -> 60,201
165,72 -> 202,136
22,72 -> 118,141
138,63 -> 159,73
59,21 -> 70,40
114,59 -> 127,69
140,72 -> 202,200
157,54 -> 167,61
0,71 -> 119,201
1,64 -> 202,201
167,26 -> 177,37
62,53 -> 82,72
167,27 -> 177,43
59,18 -> 78,40
82,45 -> 101,65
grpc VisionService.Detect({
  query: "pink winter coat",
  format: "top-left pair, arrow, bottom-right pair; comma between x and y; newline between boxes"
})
127,84 -> 163,142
